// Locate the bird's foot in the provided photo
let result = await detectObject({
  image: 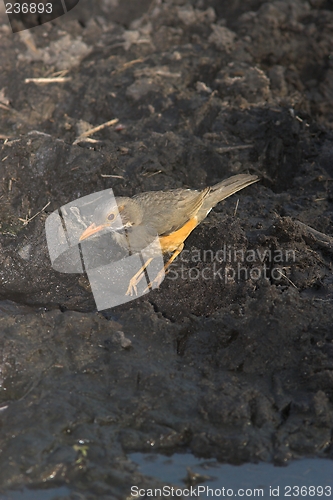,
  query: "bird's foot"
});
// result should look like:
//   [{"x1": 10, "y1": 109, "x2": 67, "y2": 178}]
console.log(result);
[{"x1": 125, "y1": 277, "x2": 139, "y2": 296}]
